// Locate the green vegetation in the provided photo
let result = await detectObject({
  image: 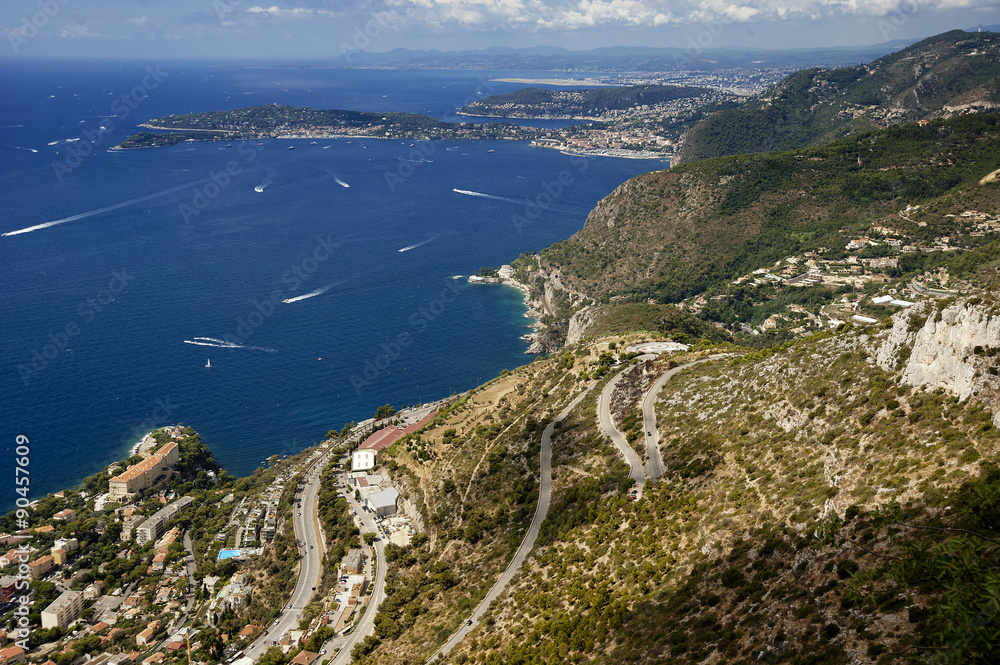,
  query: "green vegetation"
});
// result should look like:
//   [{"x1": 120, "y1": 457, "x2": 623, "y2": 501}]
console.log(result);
[
  {"x1": 461, "y1": 84, "x2": 713, "y2": 117},
  {"x1": 116, "y1": 104, "x2": 542, "y2": 148},
  {"x1": 583, "y1": 302, "x2": 733, "y2": 344},
  {"x1": 518, "y1": 111, "x2": 1000, "y2": 348},
  {"x1": 676, "y1": 30, "x2": 1000, "y2": 163}
]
